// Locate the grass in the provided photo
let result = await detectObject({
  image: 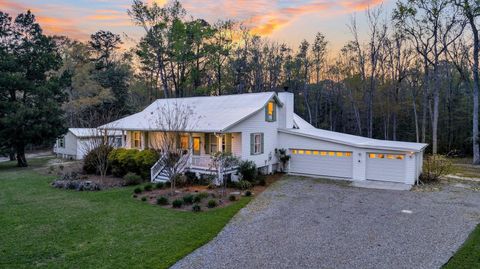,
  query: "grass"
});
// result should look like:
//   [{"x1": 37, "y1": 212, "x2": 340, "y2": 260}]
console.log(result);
[
  {"x1": 449, "y1": 158, "x2": 480, "y2": 178},
  {"x1": 0, "y1": 158, "x2": 251, "y2": 269},
  {"x1": 443, "y1": 225, "x2": 480, "y2": 268}
]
